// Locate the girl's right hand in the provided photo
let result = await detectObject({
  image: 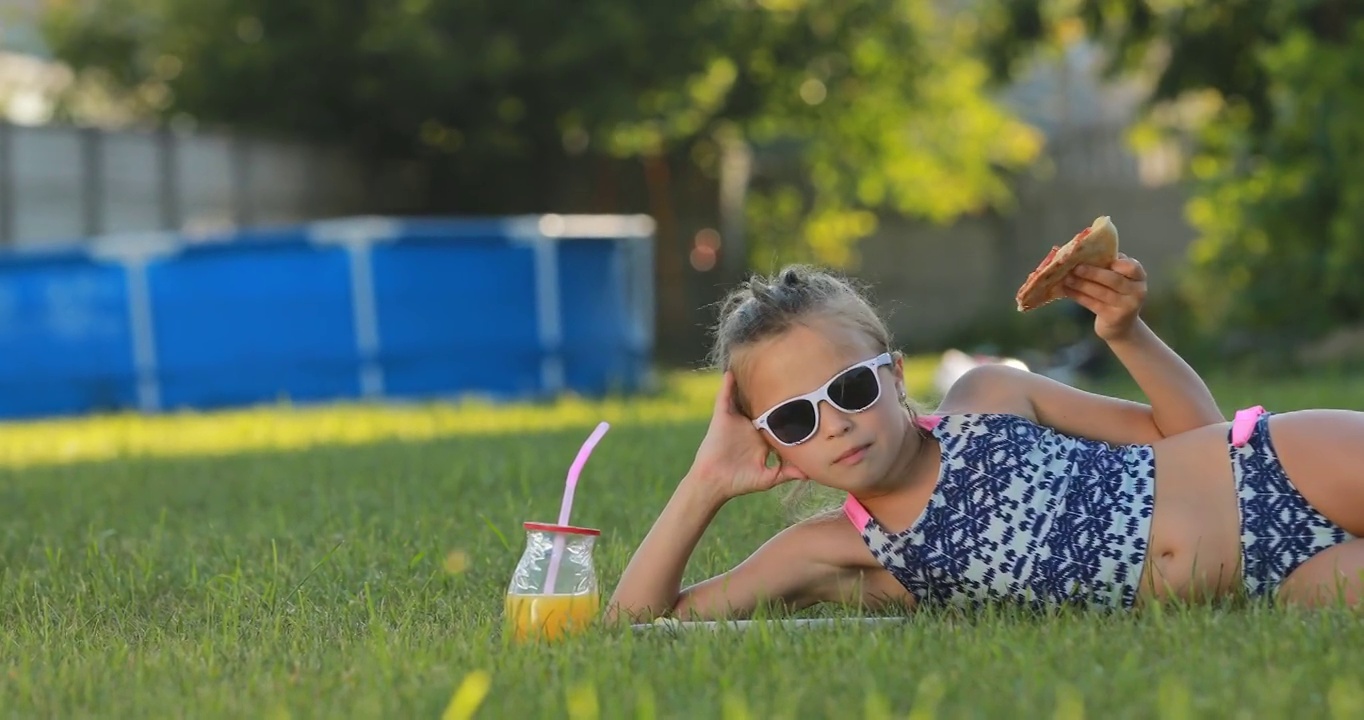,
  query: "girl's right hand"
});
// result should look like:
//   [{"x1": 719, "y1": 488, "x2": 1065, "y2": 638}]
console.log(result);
[{"x1": 686, "y1": 371, "x2": 808, "y2": 503}]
